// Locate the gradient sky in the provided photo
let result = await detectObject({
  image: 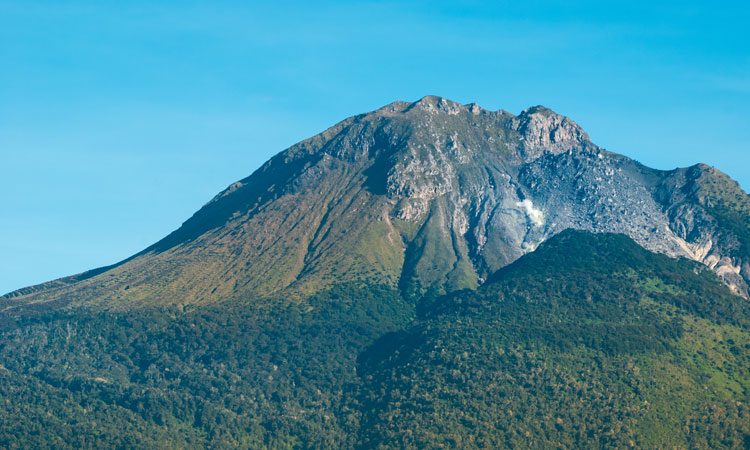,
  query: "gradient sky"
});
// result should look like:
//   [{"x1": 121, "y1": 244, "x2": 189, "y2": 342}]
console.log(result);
[{"x1": 1, "y1": 0, "x2": 749, "y2": 294}]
